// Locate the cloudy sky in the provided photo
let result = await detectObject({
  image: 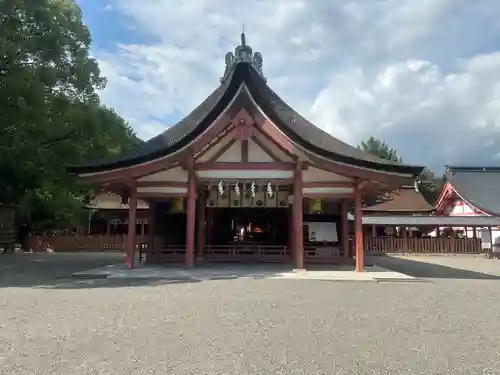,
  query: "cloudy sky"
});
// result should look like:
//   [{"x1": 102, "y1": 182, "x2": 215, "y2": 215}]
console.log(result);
[{"x1": 76, "y1": 0, "x2": 500, "y2": 172}]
